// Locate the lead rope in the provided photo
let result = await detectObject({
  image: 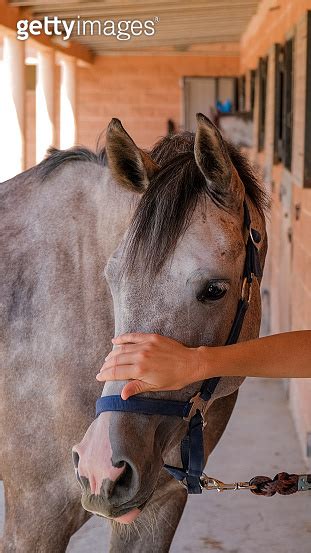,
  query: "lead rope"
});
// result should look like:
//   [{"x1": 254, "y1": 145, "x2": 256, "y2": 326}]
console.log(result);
[{"x1": 200, "y1": 472, "x2": 311, "y2": 496}]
